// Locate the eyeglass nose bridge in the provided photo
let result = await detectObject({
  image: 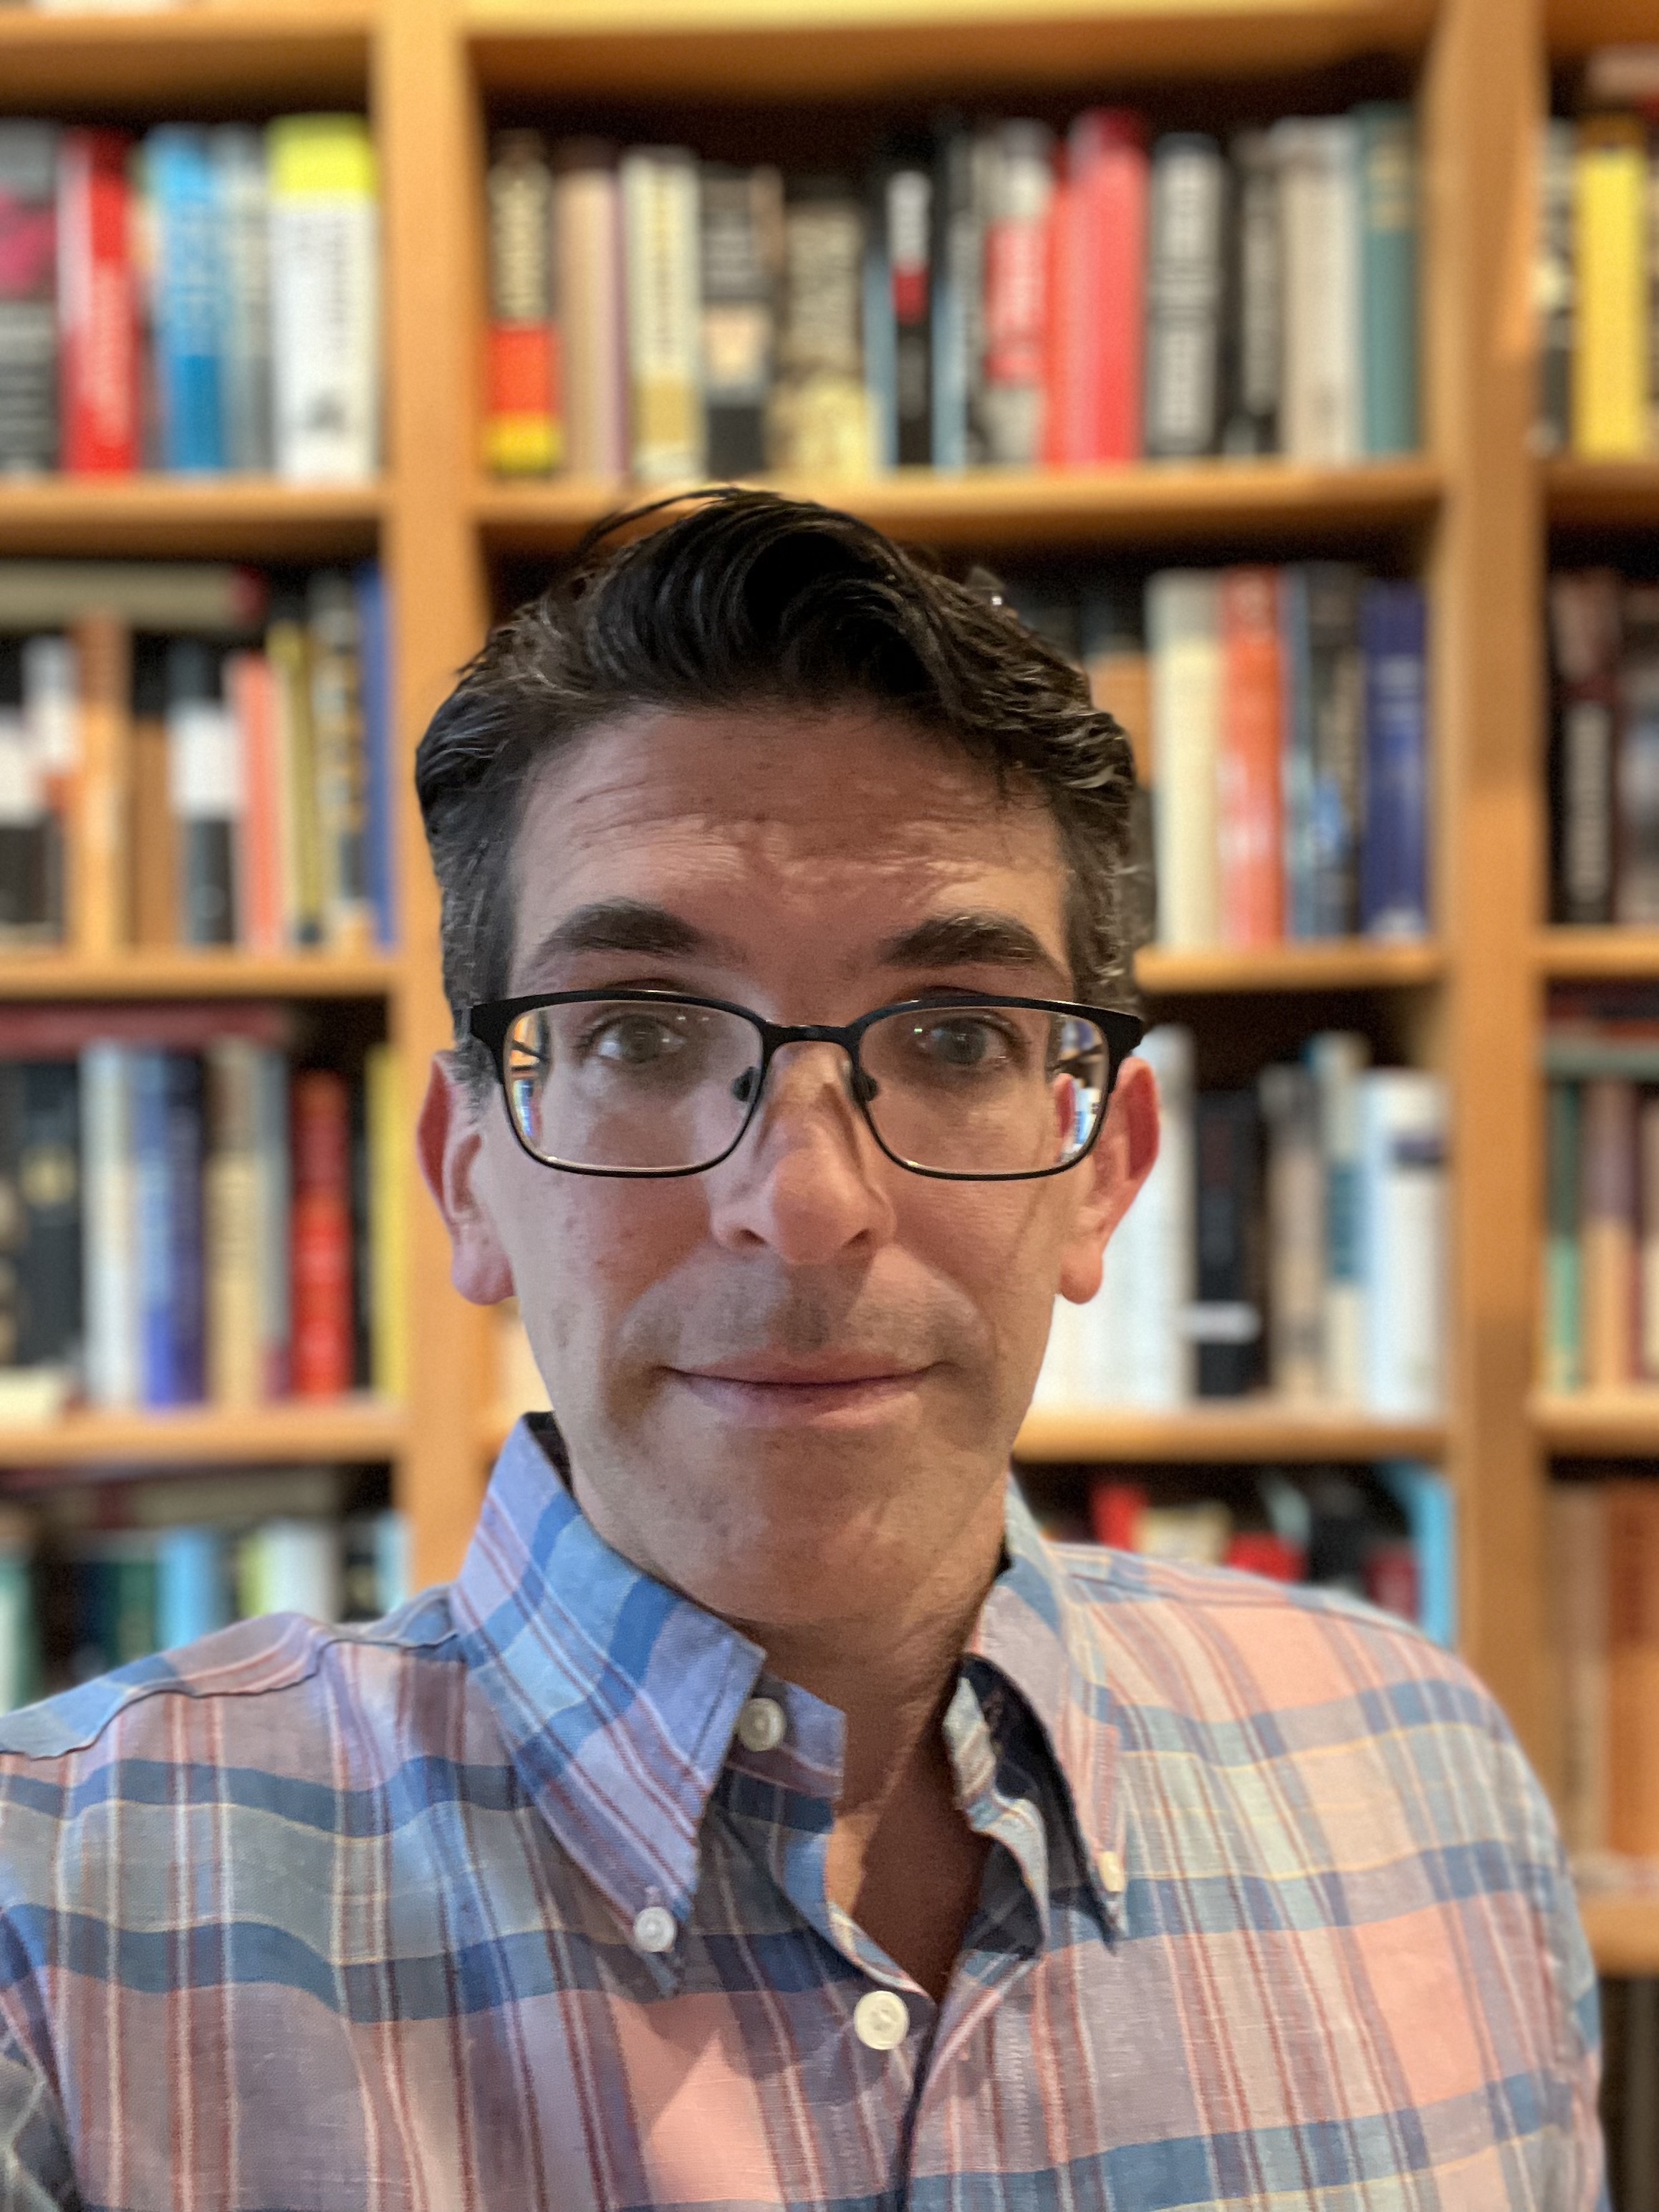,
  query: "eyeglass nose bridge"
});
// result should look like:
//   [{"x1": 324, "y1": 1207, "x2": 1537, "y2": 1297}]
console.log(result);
[{"x1": 734, "y1": 1024, "x2": 882, "y2": 1125}]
